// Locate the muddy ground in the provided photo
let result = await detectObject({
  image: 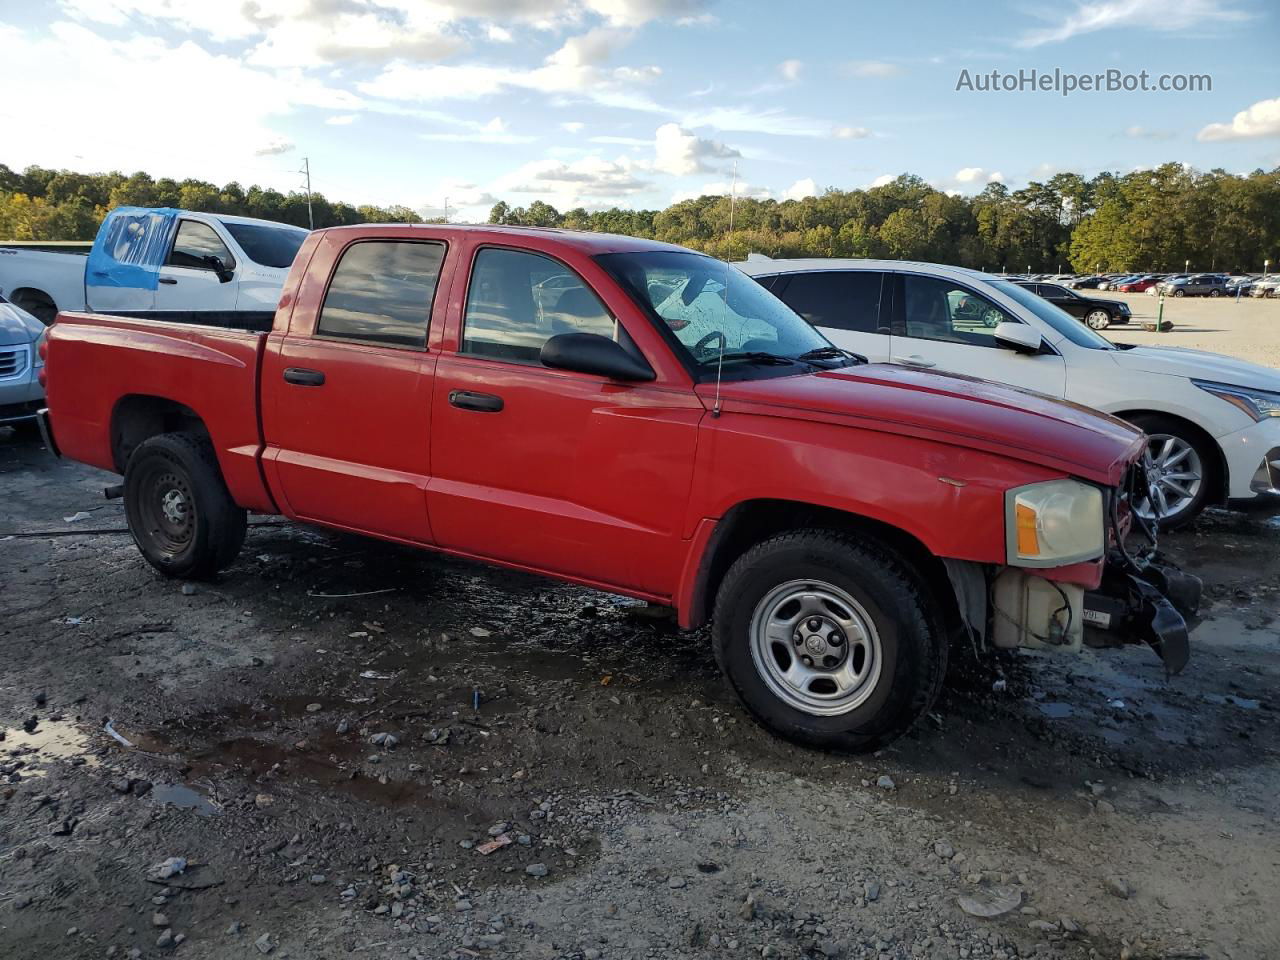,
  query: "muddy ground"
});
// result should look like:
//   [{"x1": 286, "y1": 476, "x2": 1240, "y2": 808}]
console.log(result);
[{"x1": 1, "y1": 429, "x2": 1278, "y2": 960}]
